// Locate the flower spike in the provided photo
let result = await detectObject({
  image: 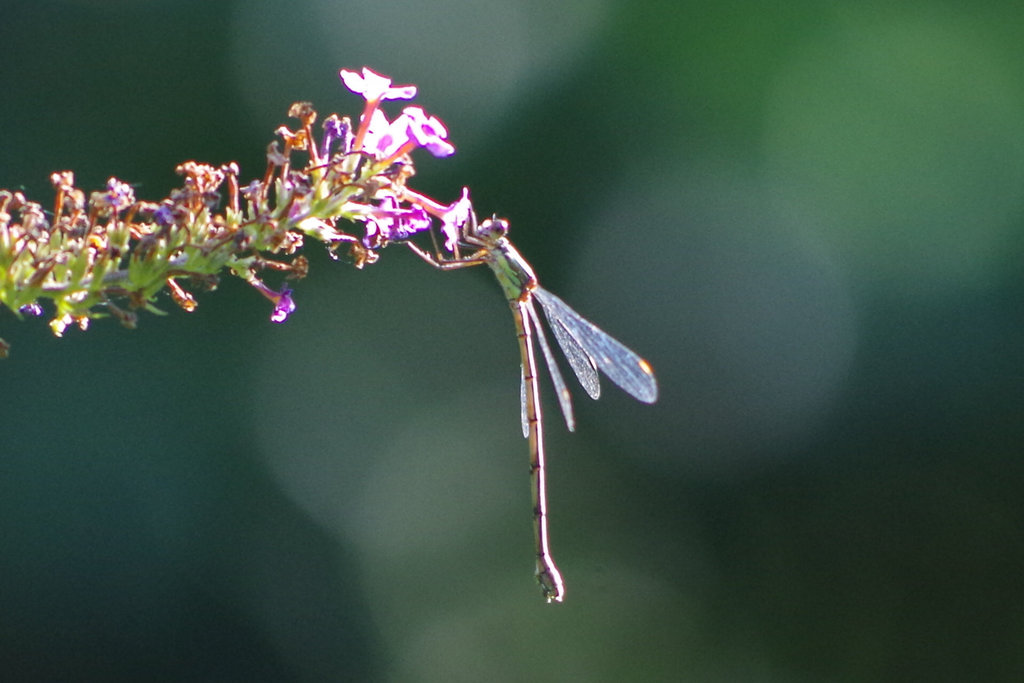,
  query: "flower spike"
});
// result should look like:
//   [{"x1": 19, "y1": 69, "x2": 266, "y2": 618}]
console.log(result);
[{"x1": 0, "y1": 68, "x2": 477, "y2": 355}]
